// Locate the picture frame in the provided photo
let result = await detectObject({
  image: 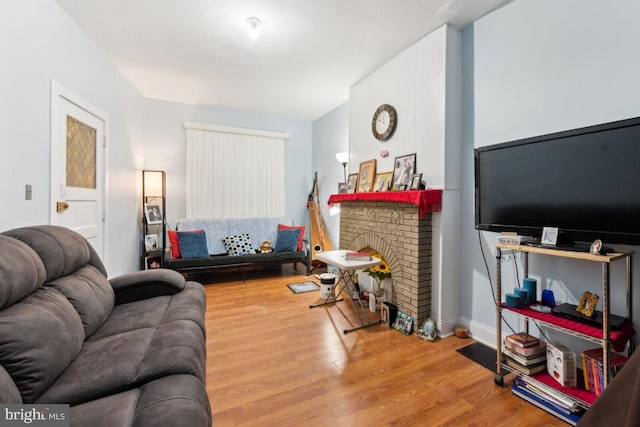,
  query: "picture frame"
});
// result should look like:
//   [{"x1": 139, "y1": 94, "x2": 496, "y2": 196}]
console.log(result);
[
  {"x1": 373, "y1": 171, "x2": 393, "y2": 192},
  {"x1": 380, "y1": 303, "x2": 390, "y2": 326},
  {"x1": 391, "y1": 153, "x2": 416, "y2": 190},
  {"x1": 337, "y1": 182, "x2": 348, "y2": 194},
  {"x1": 541, "y1": 226, "x2": 559, "y2": 245},
  {"x1": 346, "y1": 173, "x2": 358, "y2": 194},
  {"x1": 144, "y1": 234, "x2": 159, "y2": 251},
  {"x1": 391, "y1": 310, "x2": 414, "y2": 335},
  {"x1": 145, "y1": 256, "x2": 162, "y2": 270},
  {"x1": 357, "y1": 159, "x2": 377, "y2": 193},
  {"x1": 144, "y1": 203, "x2": 163, "y2": 224},
  {"x1": 409, "y1": 173, "x2": 423, "y2": 190},
  {"x1": 417, "y1": 317, "x2": 437, "y2": 341},
  {"x1": 576, "y1": 291, "x2": 599, "y2": 318}
]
